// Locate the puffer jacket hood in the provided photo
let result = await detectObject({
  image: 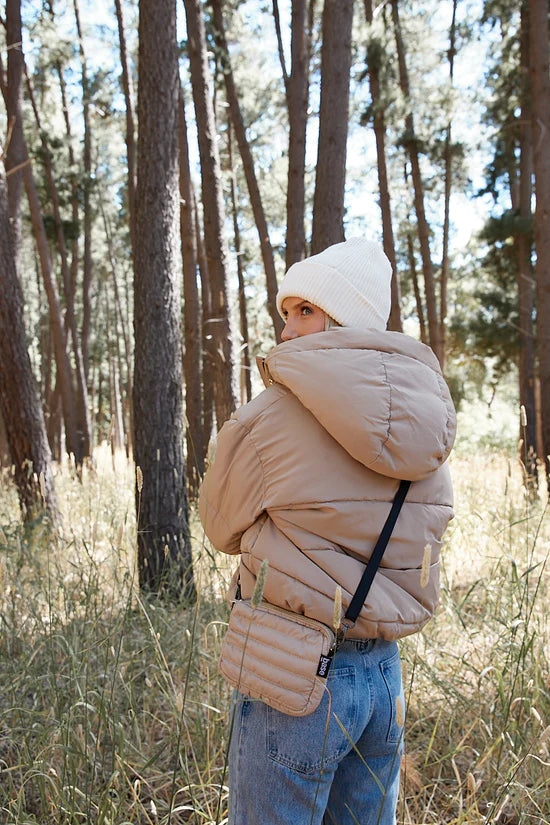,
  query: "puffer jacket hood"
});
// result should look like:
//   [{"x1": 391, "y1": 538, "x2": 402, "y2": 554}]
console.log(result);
[
  {"x1": 200, "y1": 327, "x2": 456, "y2": 641},
  {"x1": 258, "y1": 328, "x2": 456, "y2": 481}
]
